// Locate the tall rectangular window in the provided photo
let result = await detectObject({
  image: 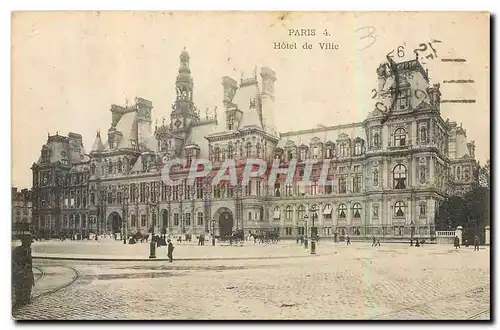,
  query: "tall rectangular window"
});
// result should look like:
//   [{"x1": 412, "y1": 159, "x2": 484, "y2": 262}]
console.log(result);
[
  {"x1": 339, "y1": 178, "x2": 347, "y2": 194},
  {"x1": 196, "y1": 179, "x2": 203, "y2": 199},
  {"x1": 353, "y1": 175, "x2": 362, "y2": 193},
  {"x1": 197, "y1": 212, "x2": 204, "y2": 226}
]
